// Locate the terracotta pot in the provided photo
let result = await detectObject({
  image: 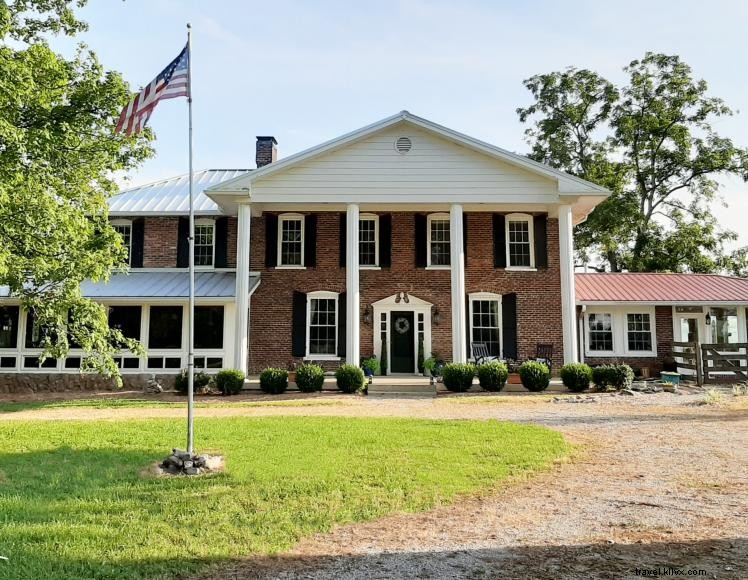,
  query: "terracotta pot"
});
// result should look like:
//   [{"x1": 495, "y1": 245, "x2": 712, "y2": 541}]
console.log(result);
[
  {"x1": 288, "y1": 371, "x2": 296, "y2": 384},
  {"x1": 507, "y1": 373, "x2": 522, "y2": 385}
]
